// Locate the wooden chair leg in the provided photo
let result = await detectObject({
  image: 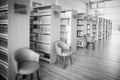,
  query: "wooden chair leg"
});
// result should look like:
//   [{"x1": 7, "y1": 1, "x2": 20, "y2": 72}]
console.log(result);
[
  {"x1": 23, "y1": 75, "x2": 27, "y2": 79},
  {"x1": 55, "y1": 55, "x2": 58, "y2": 64},
  {"x1": 30, "y1": 74, "x2": 33, "y2": 80},
  {"x1": 92, "y1": 43, "x2": 95, "y2": 49},
  {"x1": 62, "y1": 56, "x2": 64, "y2": 62},
  {"x1": 64, "y1": 56, "x2": 66, "y2": 68},
  {"x1": 37, "y1": 71, "x2": 40, "y2": 80},
  {"x1": 15, "y1": 74, "x2": 18, "y2": 80},
  {"x1": 70, "y1": 55, "x2": 72, "y2": 65}
]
